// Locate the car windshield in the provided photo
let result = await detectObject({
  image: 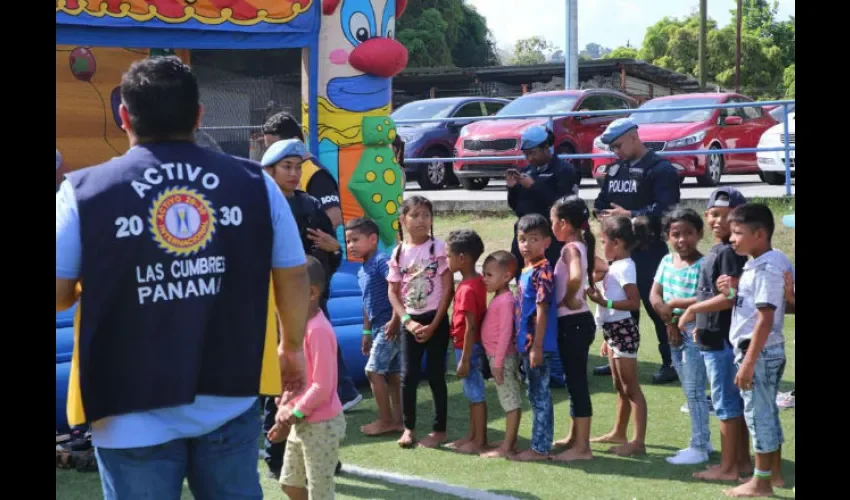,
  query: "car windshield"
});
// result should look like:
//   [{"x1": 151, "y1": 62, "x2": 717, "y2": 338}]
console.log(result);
[
  {"x1": 497, "y1": 95, "x2": 578, "y2": 117},
  {"x1": 770, "y1": 104, "x2": 795, "y2": 121},
  {"x1": 392, "y1": 101, "x2": 457, "y2": 121},
  {"x1": 631, "y1": 97, "x2": 720, "y2": 124}
]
